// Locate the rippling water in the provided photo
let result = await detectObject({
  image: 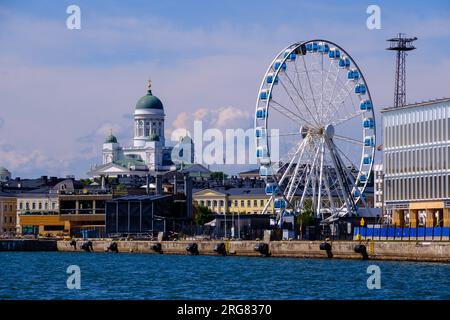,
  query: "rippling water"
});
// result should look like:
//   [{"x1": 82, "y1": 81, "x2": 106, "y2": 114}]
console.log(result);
[{"x1": 0, "y1": 252, "x2": 449, "y2": 300}]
